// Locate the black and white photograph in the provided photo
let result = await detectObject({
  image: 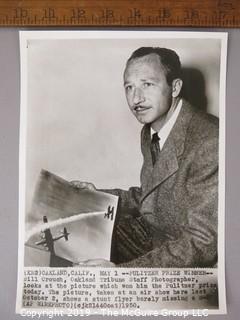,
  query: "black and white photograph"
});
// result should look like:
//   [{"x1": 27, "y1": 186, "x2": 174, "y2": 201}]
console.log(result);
[{"x1": 17, "y1": 31, "x2": 227, "y2": 315}]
